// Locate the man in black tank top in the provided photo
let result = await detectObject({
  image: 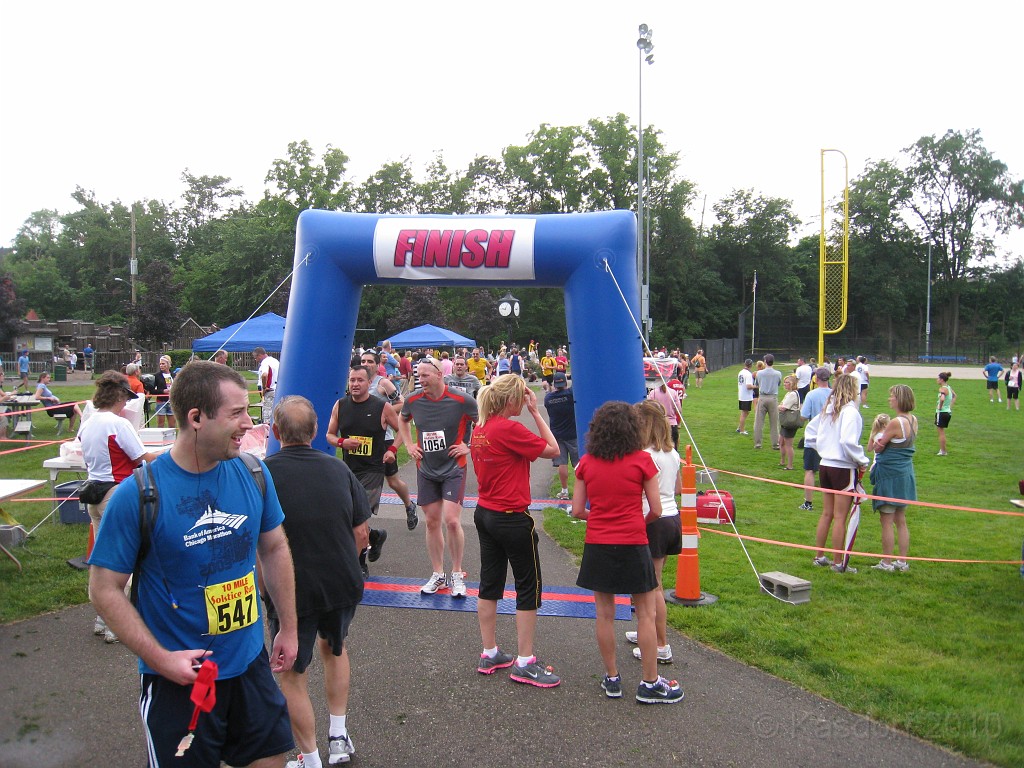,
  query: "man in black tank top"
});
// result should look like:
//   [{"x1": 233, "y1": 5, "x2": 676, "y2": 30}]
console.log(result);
[{"x1": 328, "y1": 365, "x2": 405, "y2": 577}]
